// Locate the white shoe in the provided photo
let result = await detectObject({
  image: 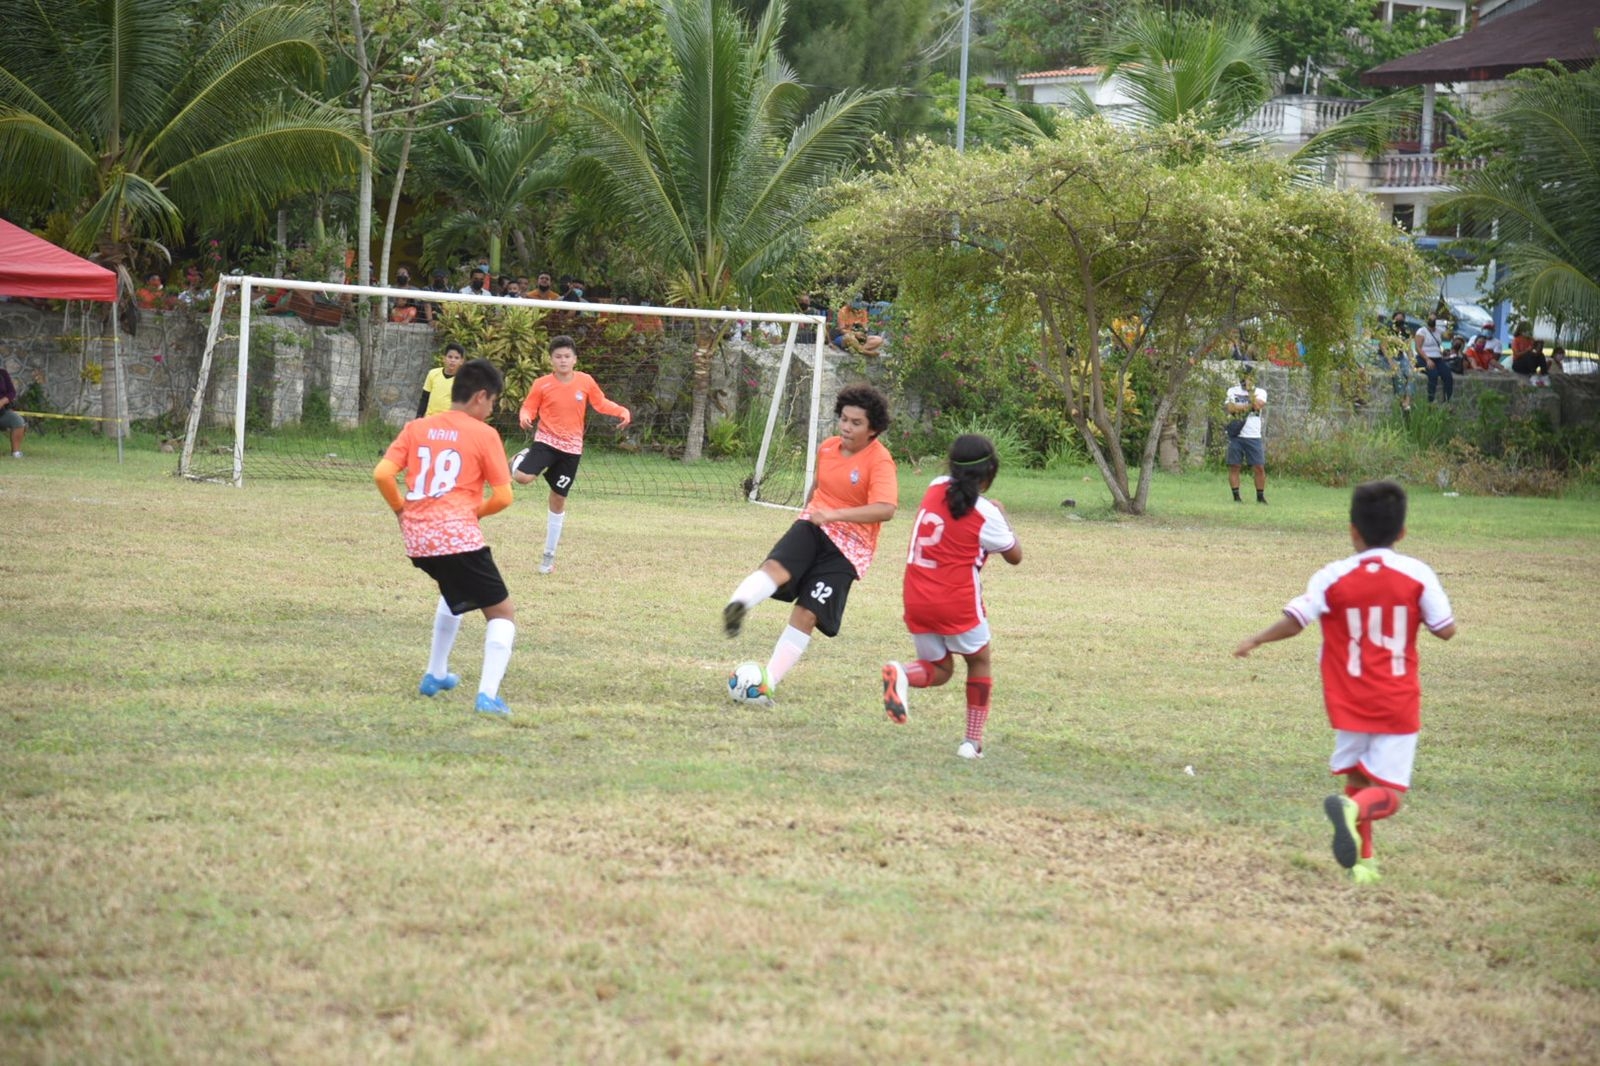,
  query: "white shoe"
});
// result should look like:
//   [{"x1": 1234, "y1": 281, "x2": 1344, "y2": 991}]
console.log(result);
[
  {"x1": 882, "y1": 662, "x2": 908, "y2": 724},
  {"x1": 957, "y1": 741, "x2": 983, "y2": 760},
  {"x1": 538, "y1": 551, "x2": 555, "y2": 574},
  {"x1": 9, "y1": 451, "x2": 20, "y2": 459}
]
